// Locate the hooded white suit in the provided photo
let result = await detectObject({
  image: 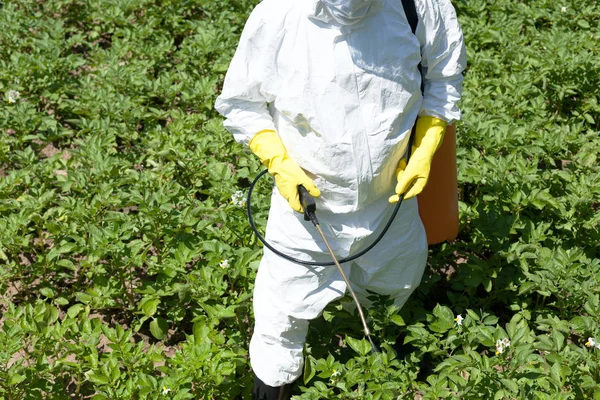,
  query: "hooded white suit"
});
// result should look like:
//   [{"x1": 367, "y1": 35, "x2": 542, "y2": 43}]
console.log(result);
[{"x1": 215, "y1": 0, "x2": 466, "y2": 386}]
